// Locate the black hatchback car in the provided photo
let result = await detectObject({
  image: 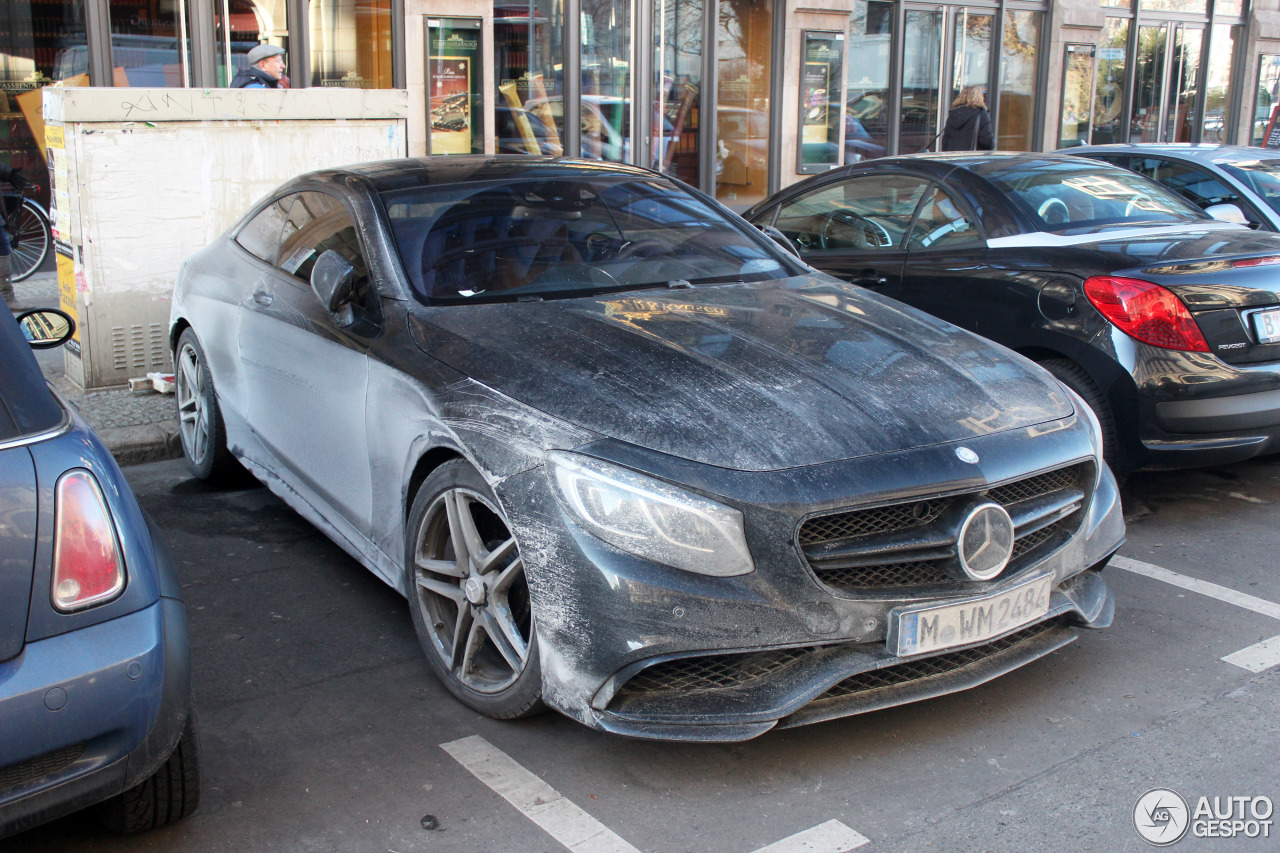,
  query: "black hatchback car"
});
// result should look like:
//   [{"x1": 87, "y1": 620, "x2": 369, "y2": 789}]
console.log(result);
[{"x1": 747, "y1": 152, "x2": 1280, "y2": 474}]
